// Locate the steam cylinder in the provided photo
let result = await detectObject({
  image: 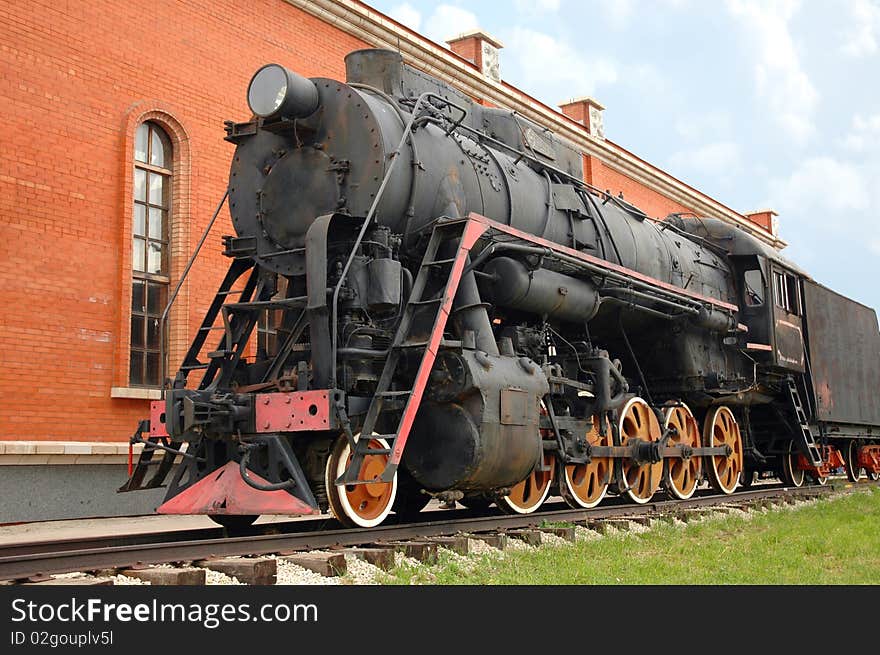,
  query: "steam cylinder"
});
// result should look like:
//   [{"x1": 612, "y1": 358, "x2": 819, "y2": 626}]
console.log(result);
[
  {"x1": 404, "y1": 350, "x2": 548, "y2": 491},
  {"x1": 479, "y1": 257, "x2": 600, "y2": 323}
]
